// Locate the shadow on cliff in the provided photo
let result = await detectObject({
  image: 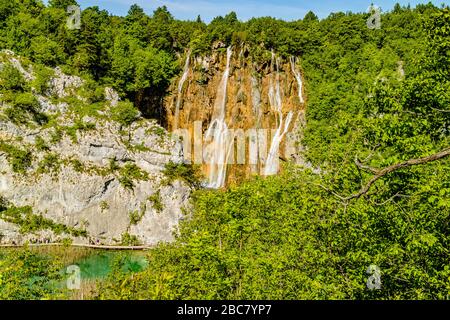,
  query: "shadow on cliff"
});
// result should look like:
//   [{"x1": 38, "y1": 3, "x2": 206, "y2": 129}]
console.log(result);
[{"x1": 132, "y1": 85, "x2": 168, "y2": 128}]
